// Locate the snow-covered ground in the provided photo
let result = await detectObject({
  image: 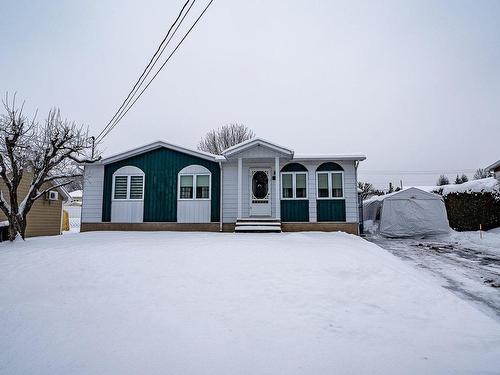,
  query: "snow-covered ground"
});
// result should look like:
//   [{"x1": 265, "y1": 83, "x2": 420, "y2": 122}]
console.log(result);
[
  {"x1": 1, "y1": 232, "x2": 500, "y2": 374},
  {"x1": 368, "y1": 228, "x2": 500, "y2": 322}
]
